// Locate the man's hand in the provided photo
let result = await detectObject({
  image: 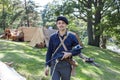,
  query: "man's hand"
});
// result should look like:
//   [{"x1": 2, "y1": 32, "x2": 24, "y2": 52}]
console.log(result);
[
  {"x1": 44, "y1": 66, "x2": 49, "y2": 76},
  {"x1": 61, "y1": 52, "x2": 72, "y2": 60}
]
